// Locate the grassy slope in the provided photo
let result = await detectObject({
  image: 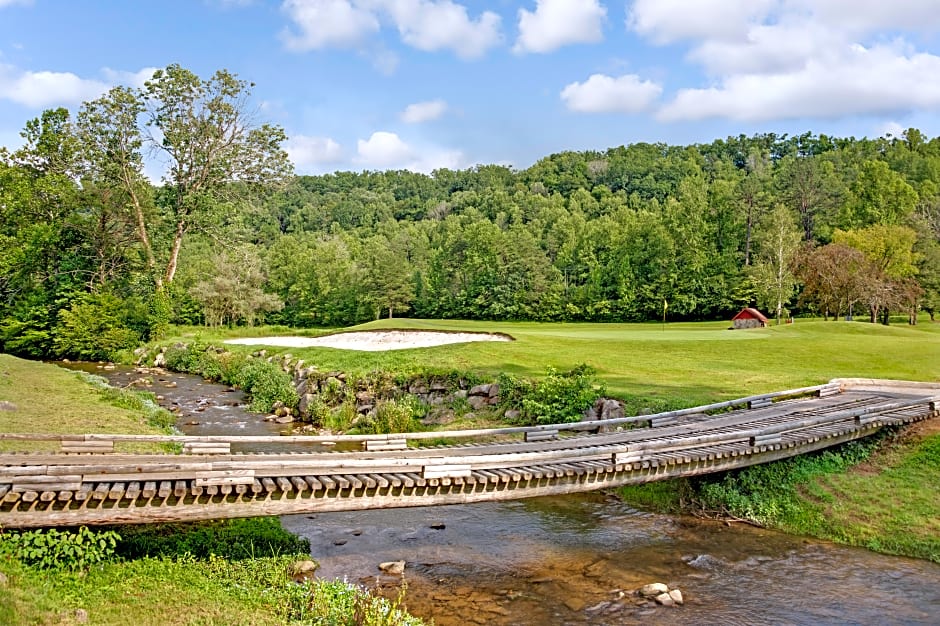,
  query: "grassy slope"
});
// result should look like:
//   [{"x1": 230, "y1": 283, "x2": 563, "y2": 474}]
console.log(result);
[
  {"x1": 0, "y1": 355, "x2": 308, "y2": 625},
  {"x1": 174, "y1": 317, "x2": 940, "y2": 406},
  {"x1": 0, "y1": 355, "x2": 164, "y2": 452}
]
